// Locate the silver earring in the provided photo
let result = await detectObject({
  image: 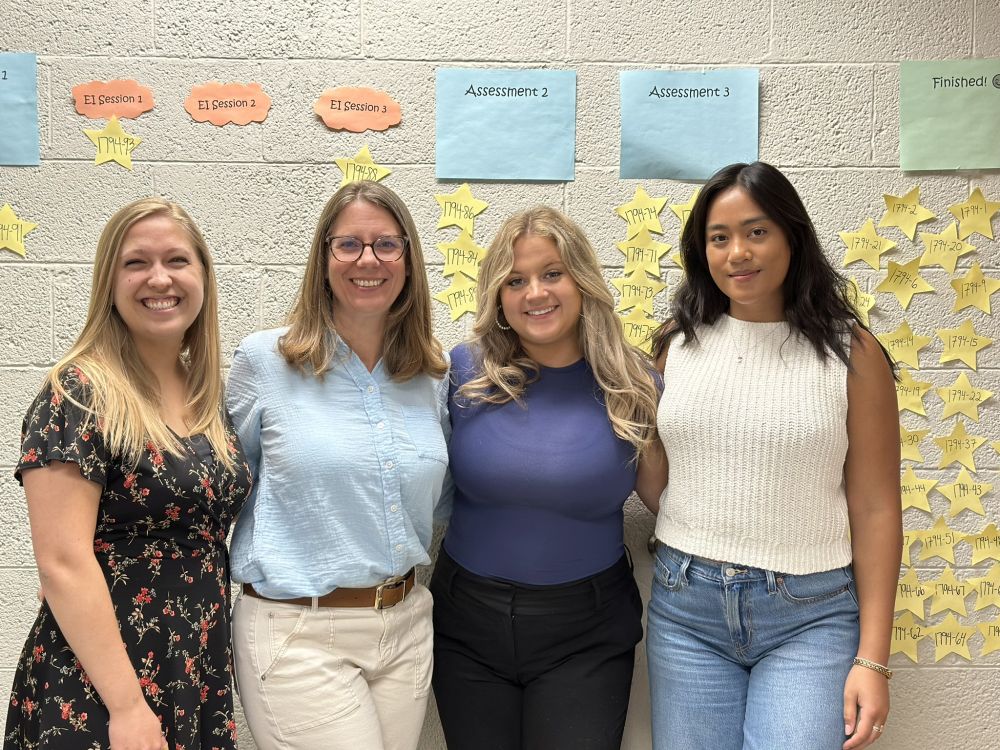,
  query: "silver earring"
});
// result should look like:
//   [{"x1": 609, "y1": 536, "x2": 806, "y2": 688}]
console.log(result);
[{"x1": 496, "y1": 317, "x2": 511, "y2": 331}]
